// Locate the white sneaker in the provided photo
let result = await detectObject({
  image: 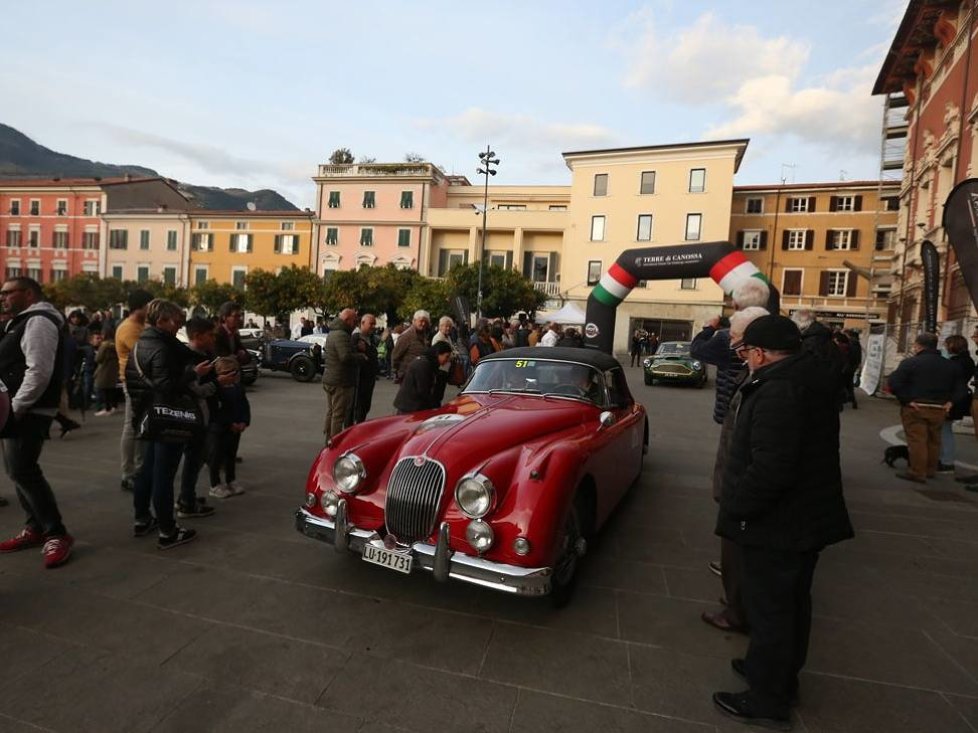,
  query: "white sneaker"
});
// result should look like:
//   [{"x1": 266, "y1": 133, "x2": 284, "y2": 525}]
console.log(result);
[
  {"x1": 94, "y1": 409, "x2": 110, "y2": 417},
  {"x1": 209, "y1": 484, "x2": 233, "y2": 499},
  {"x1": 227, "y1": 481, "x2": 246, "y2": 496}
]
